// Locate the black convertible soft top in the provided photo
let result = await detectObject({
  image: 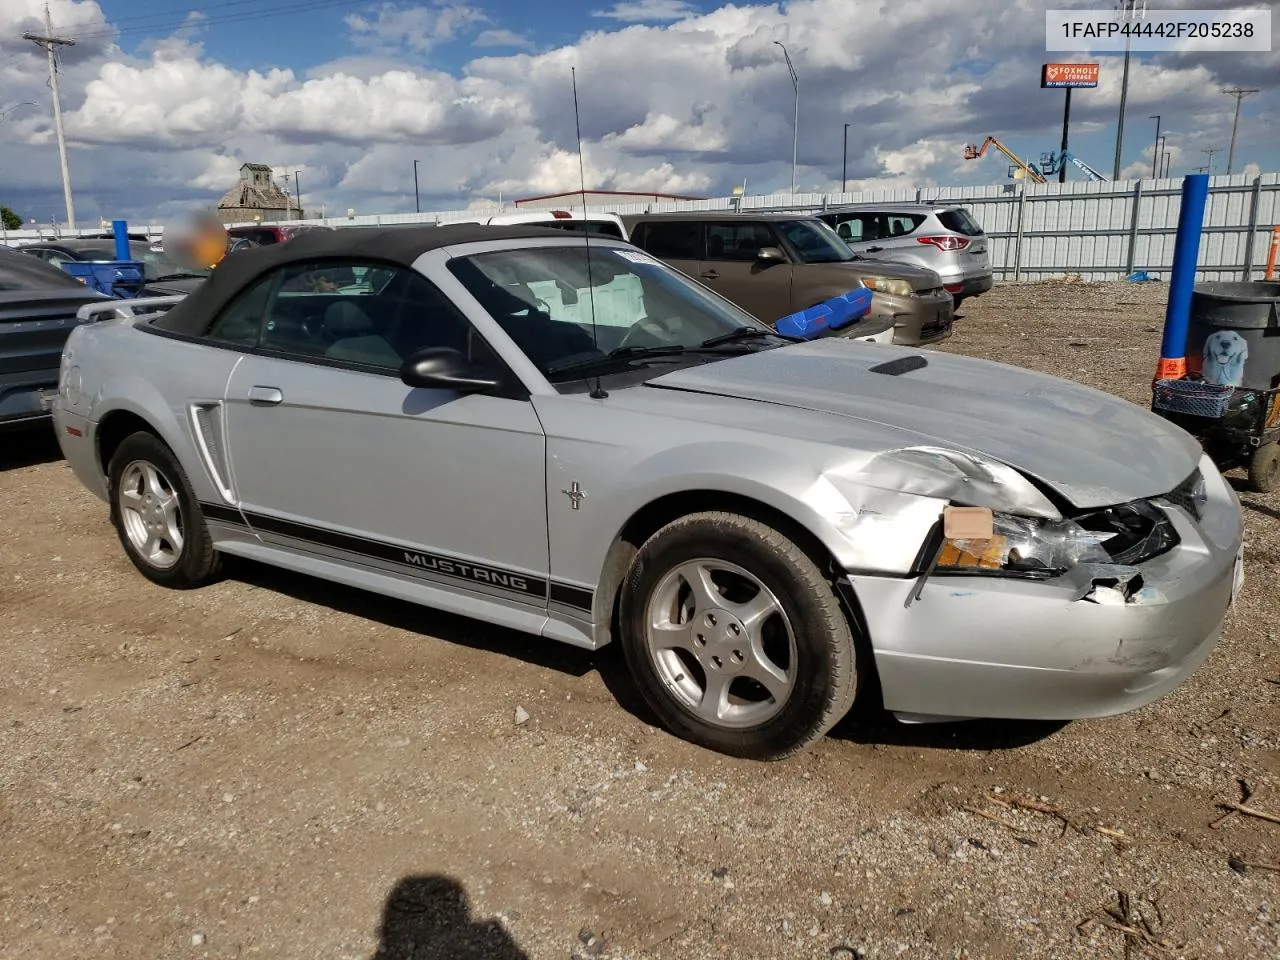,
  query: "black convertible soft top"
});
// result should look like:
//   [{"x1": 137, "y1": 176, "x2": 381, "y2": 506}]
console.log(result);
[{"x1": 149, "y1": 222, "x2": 590, "y2": 337}]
